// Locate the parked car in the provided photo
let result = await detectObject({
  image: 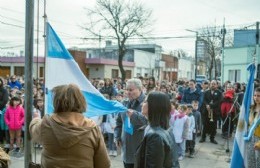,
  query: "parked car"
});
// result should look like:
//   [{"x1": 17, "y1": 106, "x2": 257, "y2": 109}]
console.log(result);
[{"x1": 195, "y1": 75, "x2": 207, "y2": 84}]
